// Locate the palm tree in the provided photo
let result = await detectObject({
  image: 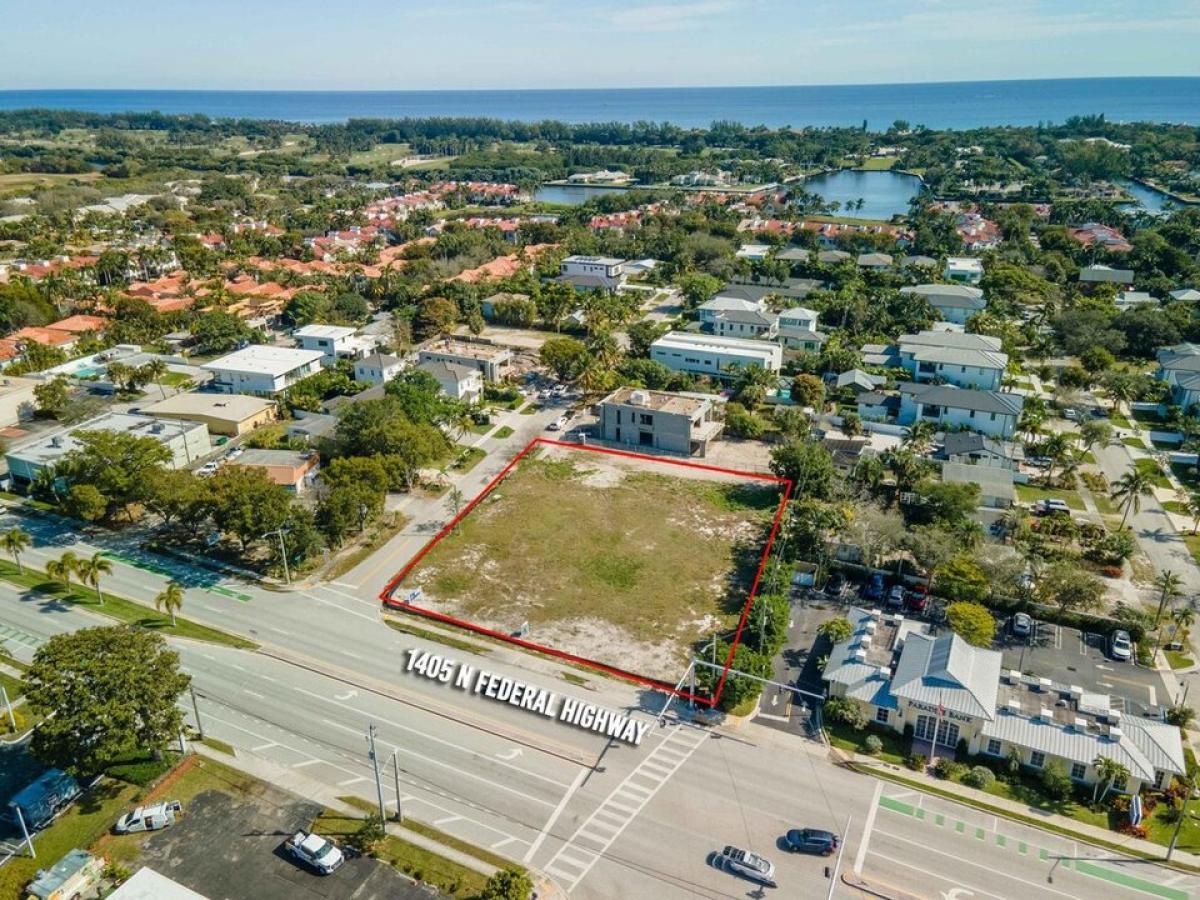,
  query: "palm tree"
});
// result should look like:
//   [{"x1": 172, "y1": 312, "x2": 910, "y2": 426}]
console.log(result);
[
  {"x1": 903, "y1": 419, "x2": 936, "y2": 455},
  {"x1": 1186, "y1": 491, "x2": 1200, "y2": 535},
  {"x1": 1, "y1": 527, "x2": 31, "y2": 574},
  {"x1": 76, "y1": 551, "x2": 113, "y2": 606},
  {"x1": 1111, "y1": 468, "x2": 1154, "y2": 529},
  {"x1": 141, "y1": 358, "x2": 169, "y2": 399},
  {"x1": 1171, "y1": 605, "x2": 1195, "y2": 647},
  {"x1": 1093, "y1": 757, "x2": 1130, "y2": 804},
  {"x1": 995, "y1": 508, "x2": 1024, "y2": 544},
  {"x1": 1039, "y1": 432, "x2": 1072, "y2": 486},
  {"x1": 154, "y1": 581, "x2": 185, "y2": 627},
  {"x1": 45, "y1": 550, "x2": 80, "y2": 590}
]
